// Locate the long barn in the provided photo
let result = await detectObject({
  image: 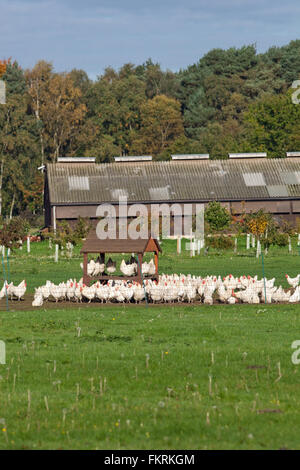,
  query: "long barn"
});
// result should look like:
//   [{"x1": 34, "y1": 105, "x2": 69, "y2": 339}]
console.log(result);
[{"x1": 44, "y1": 154, "x2": 300, "y2": 229}]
